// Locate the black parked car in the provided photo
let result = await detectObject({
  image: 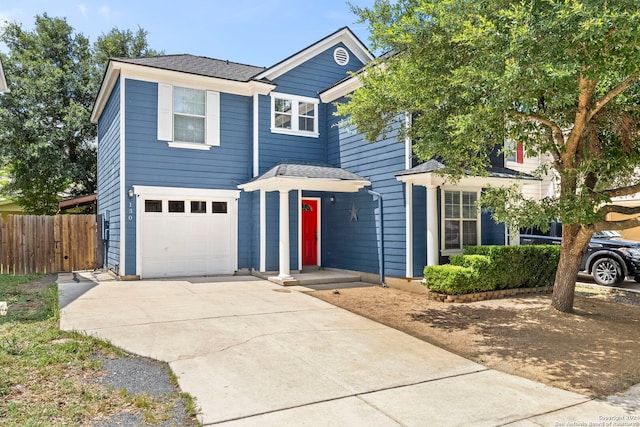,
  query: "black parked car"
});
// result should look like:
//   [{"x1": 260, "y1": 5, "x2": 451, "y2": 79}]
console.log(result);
[{"x1": 520, "y1": 227, "x2": 640, "y2": 286}]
